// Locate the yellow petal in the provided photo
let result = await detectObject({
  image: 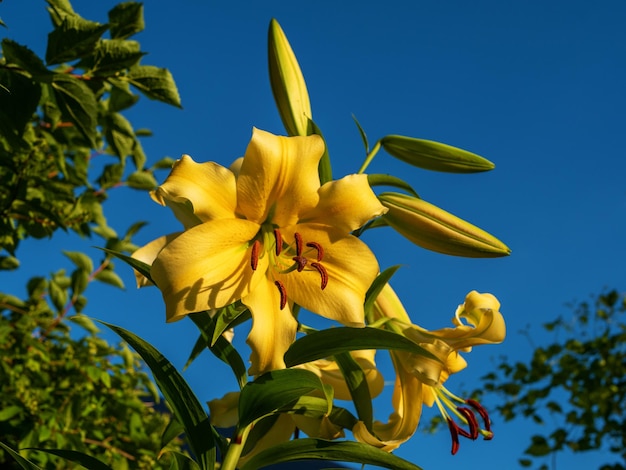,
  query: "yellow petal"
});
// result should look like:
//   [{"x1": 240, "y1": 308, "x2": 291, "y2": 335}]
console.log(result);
[
  {"x1": 292, "y1": 414, "x2": 344, "y2": 440},
  {"x1": 237, "y1": 128, "x2": 323, "y2": 226},
  {"x1": 153, "y1": 155, "x2": 237, "y2": 225},
  {"x1": 208, "y1": 391, "x2": 240, "y2": 428},
  {"x1": 279, "y1": 224, "x2": 379, "y2": 327},
  {"x1": 373, "y1": 283, "x2": 412, "y2": 324},
  {"x1": 243, "y1": 277, "x2": 298, "y2": 376},
  {"x1": 131, "y1": 232, "x2": 181, "y2": 287},
  {"x1": 353, "y1": 352, "x2": 423, "y2": 451},
  {"x1": 300, "y1": 174, "x2": 388, "y2": 233},
  {"x1": 238, "y1": 414, "x2": 295, "y2": 467},
  {"x1": 150, "y1": 219, "x2": 261, "y2": 322}
]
